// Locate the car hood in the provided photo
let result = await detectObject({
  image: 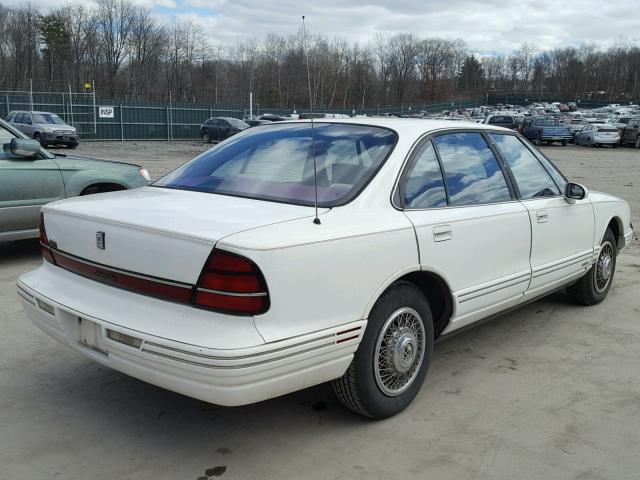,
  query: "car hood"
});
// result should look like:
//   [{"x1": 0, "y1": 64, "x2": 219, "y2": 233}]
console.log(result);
[{"x1": 51, "y1": 154, "x2": 142, "y2": 170}]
